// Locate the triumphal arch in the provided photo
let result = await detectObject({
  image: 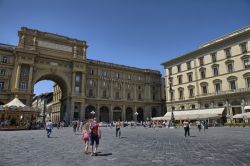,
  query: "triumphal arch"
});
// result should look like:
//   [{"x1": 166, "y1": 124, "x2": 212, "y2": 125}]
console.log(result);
[{"x1": 0, "y1": 27, "x2": 164, "y2": 123}]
